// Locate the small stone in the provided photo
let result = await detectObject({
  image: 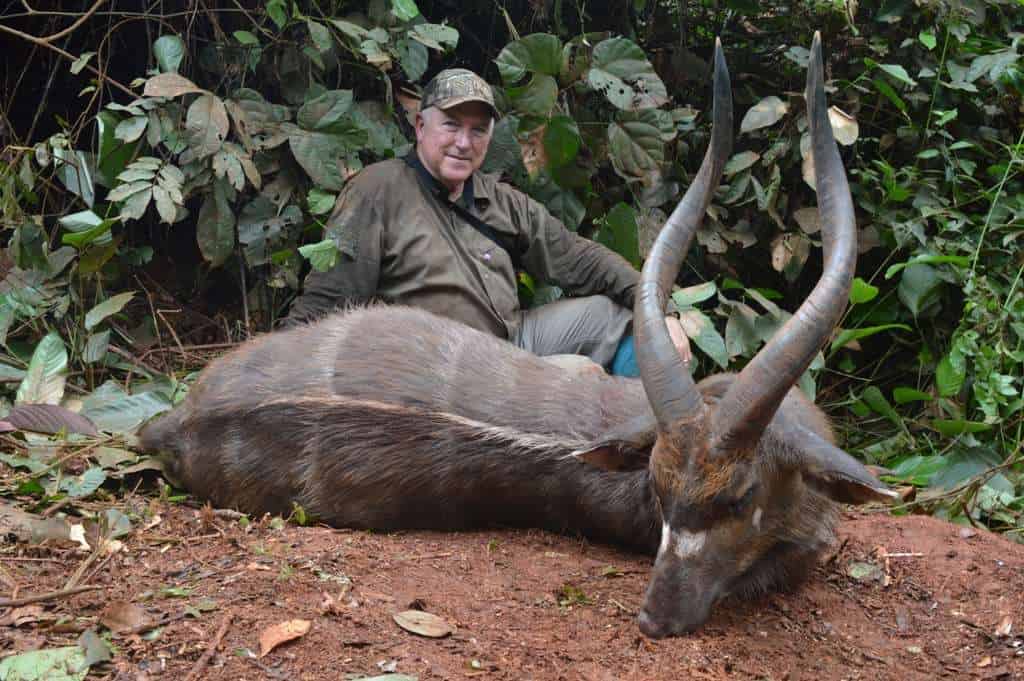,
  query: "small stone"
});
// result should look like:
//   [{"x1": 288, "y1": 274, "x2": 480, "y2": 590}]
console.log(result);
[{"x1": 907, "y1": 646, "x2": 923, "y2": 655}]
